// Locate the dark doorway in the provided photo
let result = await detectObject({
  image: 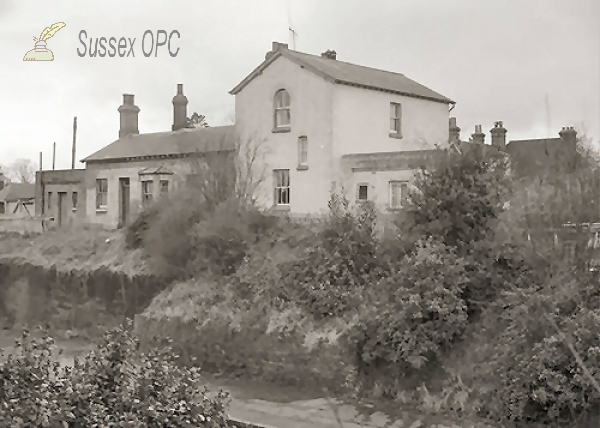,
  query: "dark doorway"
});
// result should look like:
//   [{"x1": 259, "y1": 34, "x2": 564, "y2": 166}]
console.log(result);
[
  {"x1": 119, "y1": 178, "x2": 130, "y2": 227},
  {"x1": 58, "y1": 192, "x2": 68, "y2": 227}
]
